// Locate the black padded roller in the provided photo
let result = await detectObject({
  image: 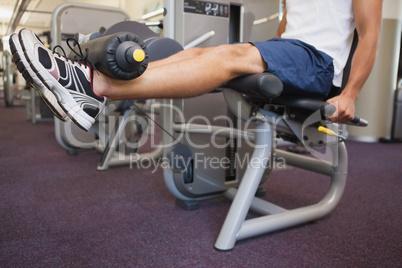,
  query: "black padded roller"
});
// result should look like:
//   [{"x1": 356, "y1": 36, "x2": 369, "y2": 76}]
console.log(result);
[
  {"x1": 225, "y1": 73, "x2": 283, "y2": 99},
  {"x1": 103, "y1": 21, "x2": 183, "y2": 62},
  {"x1": 69, "y1": 32, "x2": 148, "y2": 80}
]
